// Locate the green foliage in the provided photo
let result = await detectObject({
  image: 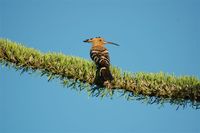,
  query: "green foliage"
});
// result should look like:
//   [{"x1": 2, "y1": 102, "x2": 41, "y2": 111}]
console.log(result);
[{"x1": 0, "y1": 38, "x2": 200, "y2": 109}]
